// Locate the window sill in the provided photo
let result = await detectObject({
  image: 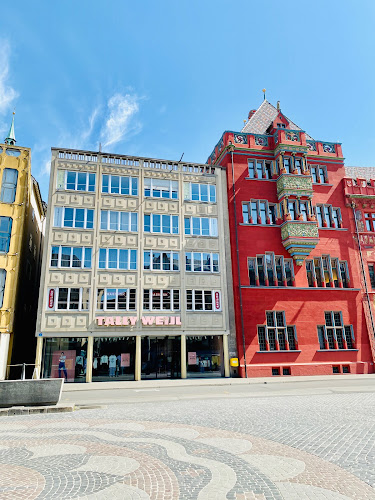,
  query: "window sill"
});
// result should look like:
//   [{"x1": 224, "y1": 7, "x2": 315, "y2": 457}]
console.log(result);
[
  {"x1": 53, "y1": 227, "x2": 94, "y2": 231},
  {"x1": 256, "y1": 350, "x2": 301, "y2": 353},
  {"x1": 317, "y1": 349, "x2": 358, "y2": 352},
  {"x1": 144, "y1": 270, "x2": 181, "y2": 273},
  {"x1": 239, "y1": 223, "x2": 278, "y2": 227},
  {"x1": 145, "y1": 196, "x2": 179, "y2": 201},
  {"x1": 184, "y1": 200, "x2": 217, "y2": 204},
  {"x1": 241, "y1": 286, "x2": 360, "y2": 291},
  {"x1": 185, "y1": 235, "x2": 218, "y2": 238},
  {"x1": 245, "y1": 177, "x2": 276, "y2": 182},
  {"x1": 318, "y1": 227, "x2": 348, "y2": 231},
  {"x1": 58, "y1": 189, "x2": 95, "y2": 194},
  {"x1": 312, "y1": 183, "x2": 333, "y2": 187}
]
